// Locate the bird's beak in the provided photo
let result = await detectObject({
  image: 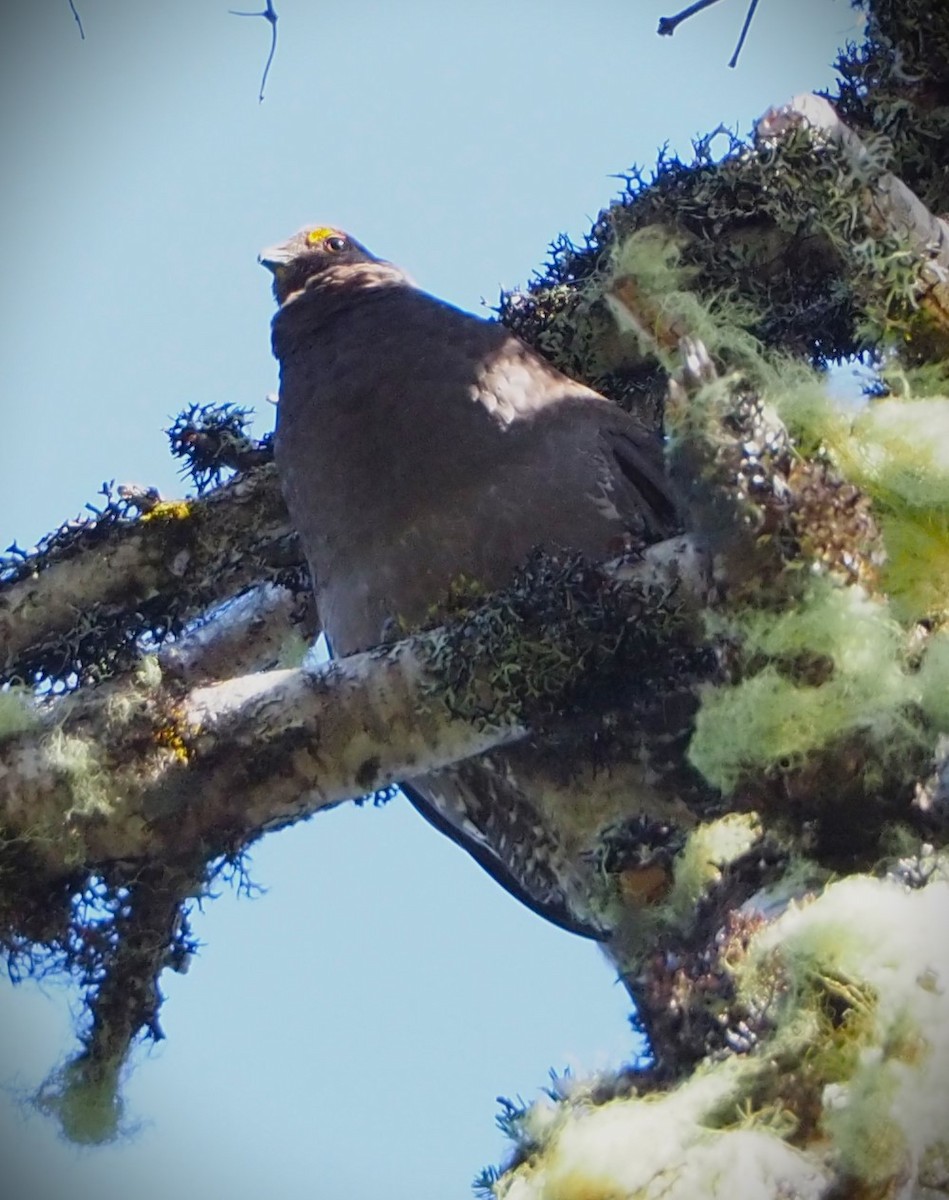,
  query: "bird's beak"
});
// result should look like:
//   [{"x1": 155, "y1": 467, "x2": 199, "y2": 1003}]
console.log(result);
[{"x1": 258, "y1": 242, "x2": 294, "y2": 273}]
